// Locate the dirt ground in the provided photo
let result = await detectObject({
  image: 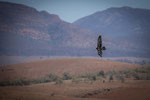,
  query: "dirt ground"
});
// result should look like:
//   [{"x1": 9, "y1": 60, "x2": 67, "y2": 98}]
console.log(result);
[
  {"x1": 88, "y1": 80, "x2": 150, "y2": 100},
  {"x1": 0, "y1": 80, "x2": 150, "y2": 100},
  {"x1": 0, "y1": 58, "x2": 149, "y2": 100}
]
